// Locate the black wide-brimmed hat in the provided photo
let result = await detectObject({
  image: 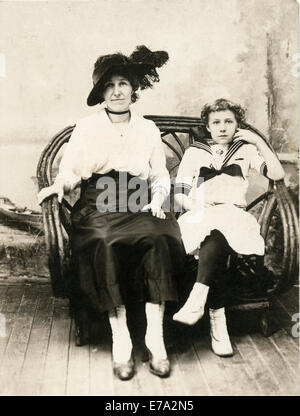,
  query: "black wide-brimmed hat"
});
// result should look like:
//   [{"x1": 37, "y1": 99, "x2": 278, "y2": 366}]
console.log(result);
[{"x1": 87, "y1": 45, "x2": 169, "y2": 106}]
